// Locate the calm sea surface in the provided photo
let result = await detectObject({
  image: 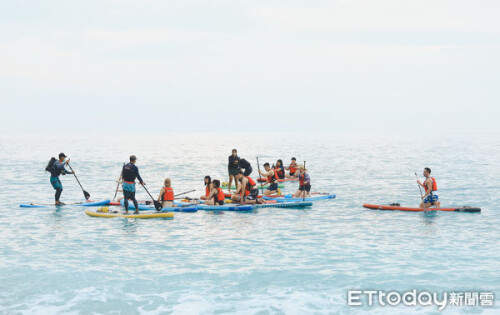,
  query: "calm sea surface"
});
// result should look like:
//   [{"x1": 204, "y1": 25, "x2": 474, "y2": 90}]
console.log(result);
[{"x1": 0, "y1": 133, "x2": 498, "y2": 314}]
